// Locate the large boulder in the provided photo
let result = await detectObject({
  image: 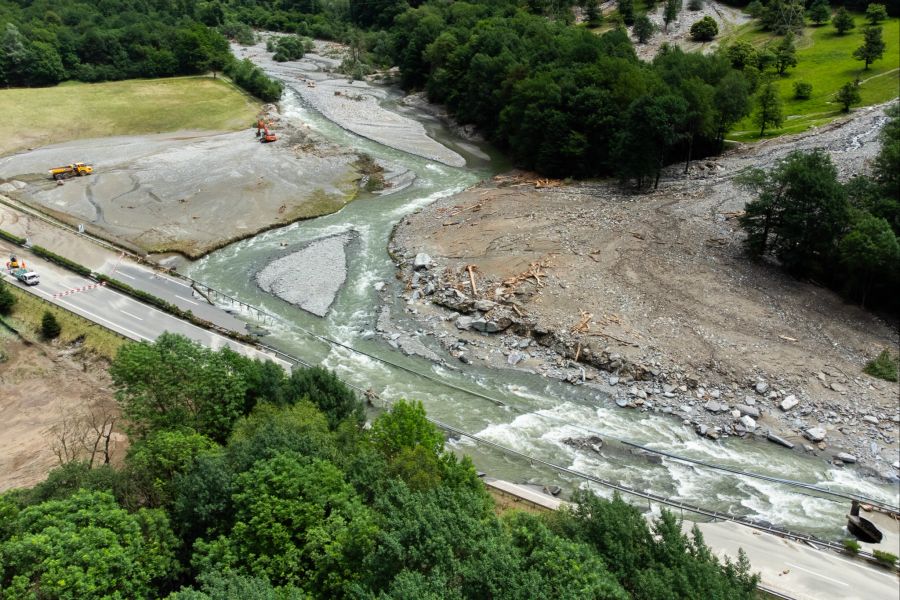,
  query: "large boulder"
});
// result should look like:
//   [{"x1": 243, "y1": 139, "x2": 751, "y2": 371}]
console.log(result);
[
  {"x1": 413, "y1": 253, "x2": 432, "y2": 270},
  {"x1": 804, "y1": 427, "x2": 827, "y2": 443},
  {"x1": 779, "y1": 395, "x2": 799, "y2": 411}
]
